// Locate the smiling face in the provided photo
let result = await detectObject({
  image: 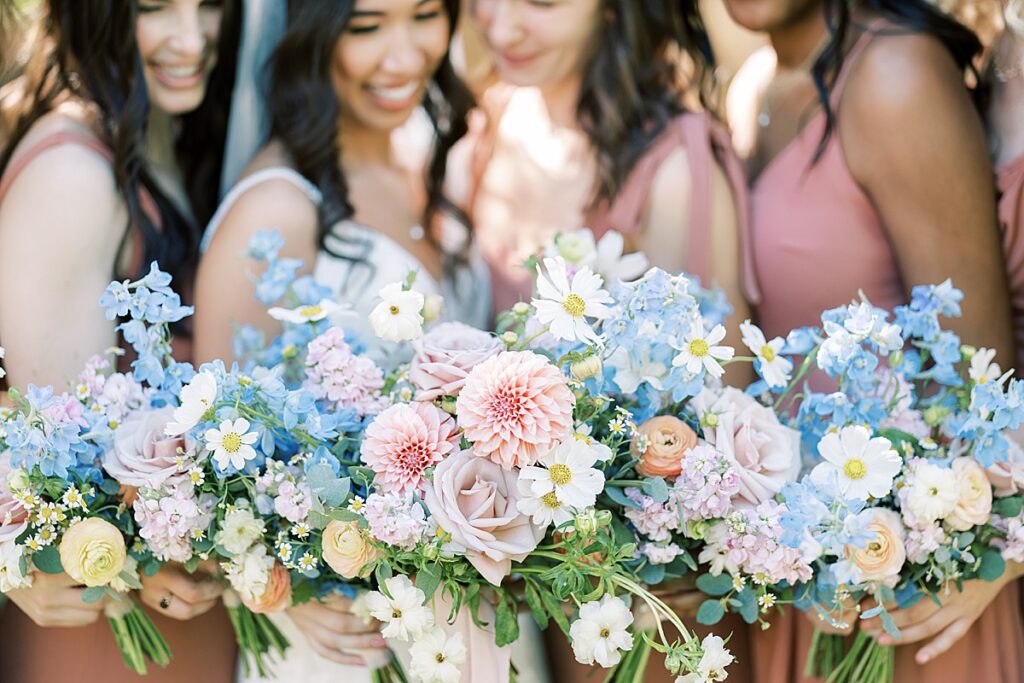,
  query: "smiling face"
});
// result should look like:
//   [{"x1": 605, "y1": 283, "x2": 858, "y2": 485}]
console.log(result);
[
  {"x1": 332, "y1": 0, "x2": 451, "y2": 133},
  {"x1": 721, "y1": 0, "x2": 823, "y2": 33},
  {"x1": 135, "y1": 0, "x2": 223, "y2": 115},
  {"x1": 470, "y1": 0, "x2": 602, "y2": 90}
]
